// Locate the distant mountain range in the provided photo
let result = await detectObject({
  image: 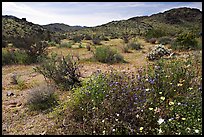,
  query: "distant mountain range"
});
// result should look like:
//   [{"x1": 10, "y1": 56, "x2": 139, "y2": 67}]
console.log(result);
[
  {"x1": 2, "y1": 7, "x2": 202, "y2": 44},
  {"x1": 42, "y1": 23, "x2": 86, "y2": 32}
]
